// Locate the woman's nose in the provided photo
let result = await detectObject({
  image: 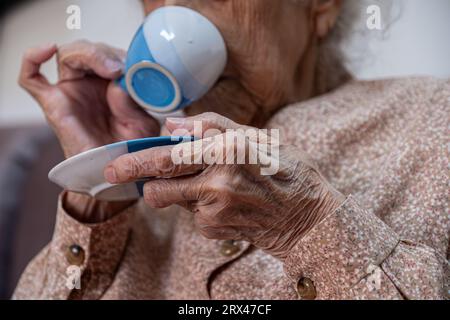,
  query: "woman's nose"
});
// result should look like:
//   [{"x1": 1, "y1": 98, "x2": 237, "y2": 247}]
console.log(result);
[
  {"x1": 143, "y1": 0, "x2": 196, "y2": 15},
  {"x1": 165, "y1": 0, "x2": 193, "y2": 8}
]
